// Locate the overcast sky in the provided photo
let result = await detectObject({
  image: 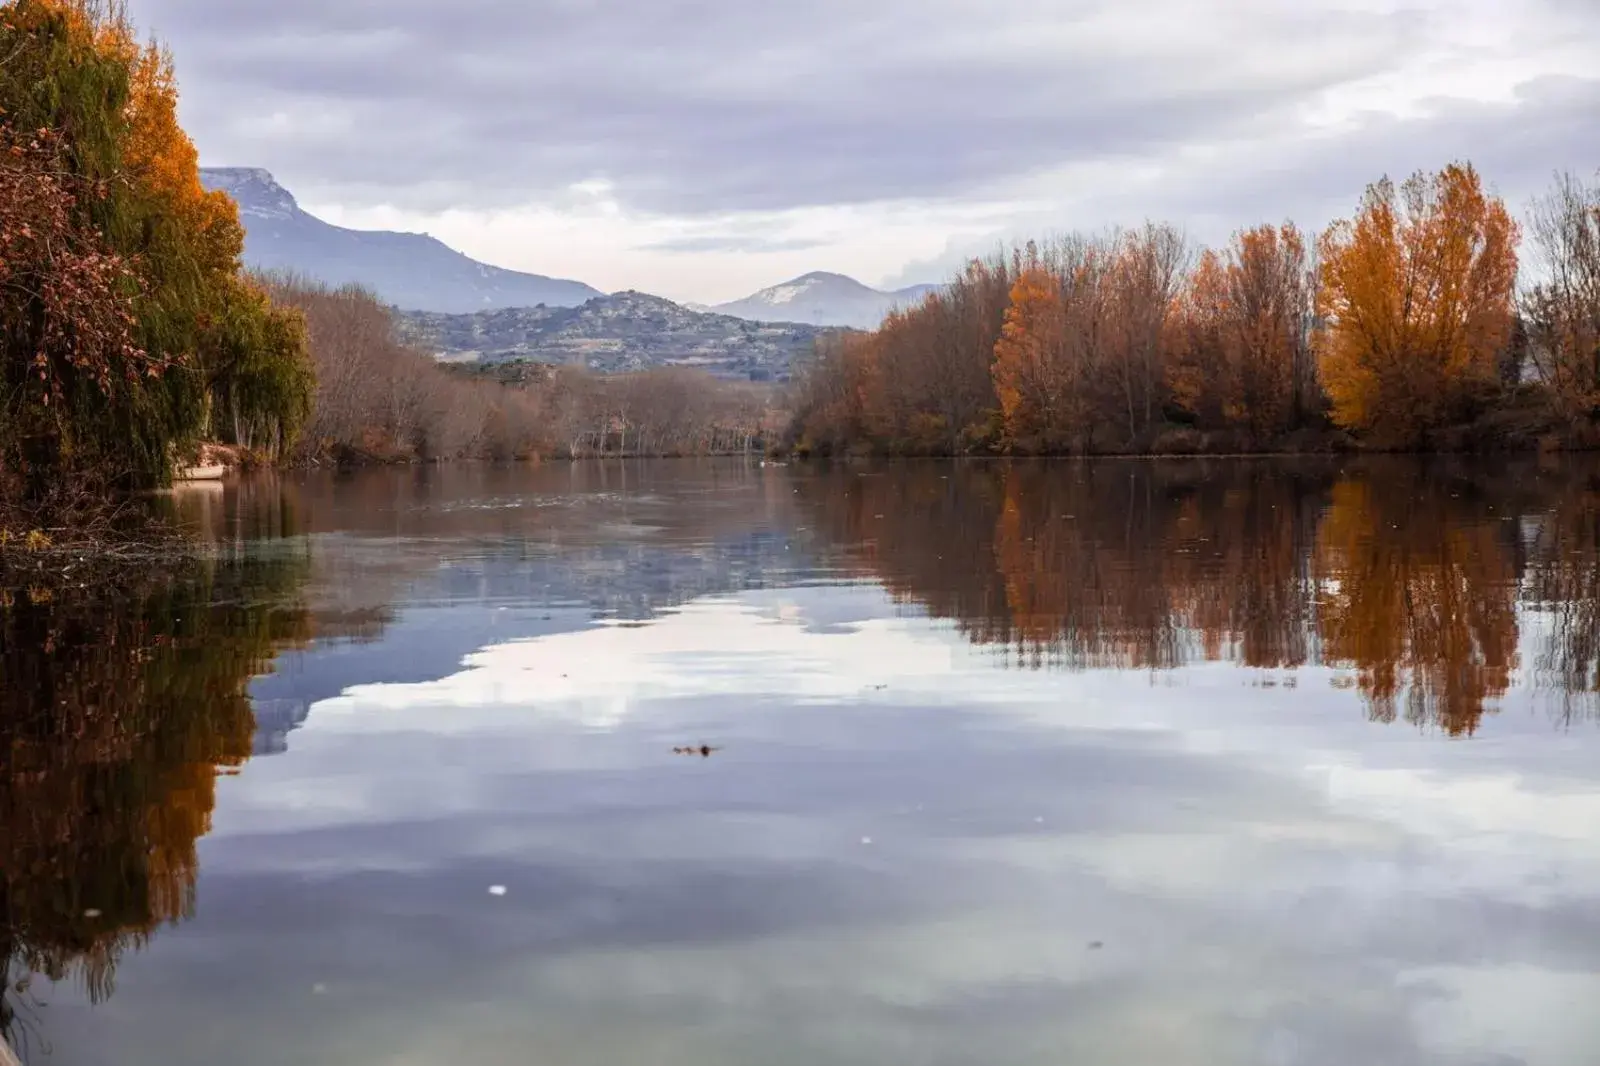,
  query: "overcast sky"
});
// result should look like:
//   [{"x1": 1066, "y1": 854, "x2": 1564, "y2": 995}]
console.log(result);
[{"x1": 135, "y1": 0, "x2": 1599, "y2": 304}]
